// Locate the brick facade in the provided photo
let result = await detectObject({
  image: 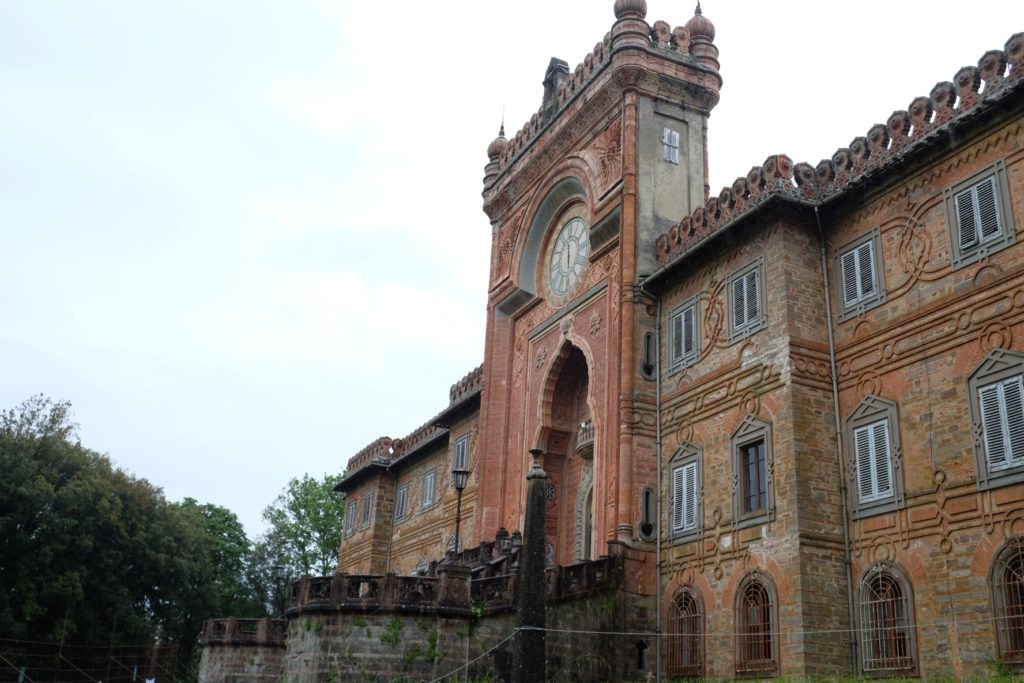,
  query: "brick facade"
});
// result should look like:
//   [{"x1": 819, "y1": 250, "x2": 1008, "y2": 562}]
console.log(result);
[{"x1": 214, "y1": 3, "x2": 1024, "y2": 680}]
